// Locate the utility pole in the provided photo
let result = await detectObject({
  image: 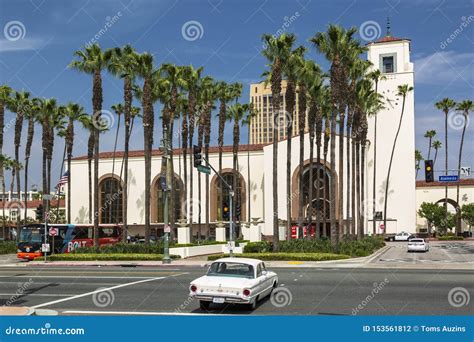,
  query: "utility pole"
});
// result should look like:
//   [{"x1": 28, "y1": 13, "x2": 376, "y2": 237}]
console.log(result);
[{"x1": 162, "y1": 126, "x2": 172, "y2": 264}]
